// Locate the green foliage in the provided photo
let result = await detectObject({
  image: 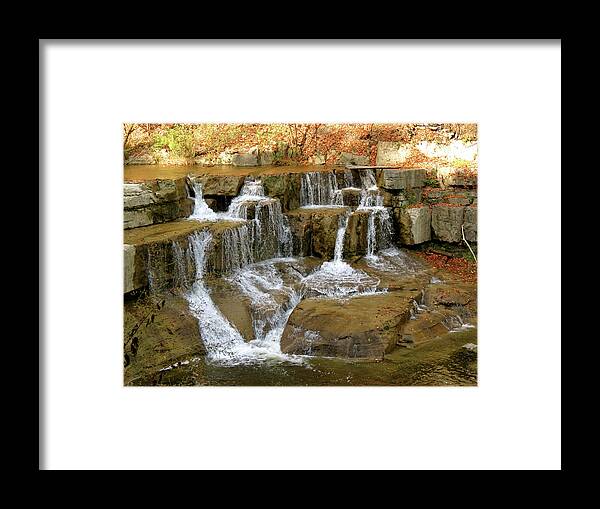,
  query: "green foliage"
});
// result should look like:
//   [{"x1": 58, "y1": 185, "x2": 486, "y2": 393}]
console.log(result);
[{"x1": 152, "y1": 126, "x2": 195, "y2": 157}]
